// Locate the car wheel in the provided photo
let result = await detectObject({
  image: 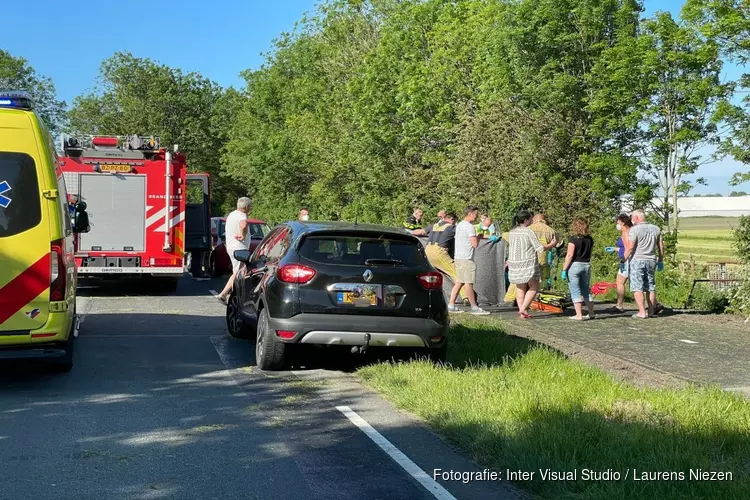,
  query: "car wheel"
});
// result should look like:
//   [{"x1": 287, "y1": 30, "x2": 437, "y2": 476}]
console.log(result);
[
  {"x1": 52, "y1": 330, "x2": 74, "y2": 373},
  {"x1": 226, "y1": 291, "x2": 252, "y2": 339},
  {"x1": 255, "y1": 308, "x2": 287, "y2": 371}
]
